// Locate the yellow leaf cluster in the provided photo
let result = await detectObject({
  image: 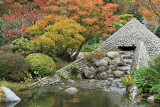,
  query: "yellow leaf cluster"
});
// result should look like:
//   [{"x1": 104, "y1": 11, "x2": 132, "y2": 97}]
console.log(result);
[
  {"x1": 28, "y1": 15, "x2": 86, "y2": 50},
  {"x1": 138, "y1": 0, "x2": 160, "y2": 24},
  {"x1": 35, "y1": 19, "x2": 49, "y2": 30},
  {"x1": 32, "y1": 35, "x2": 55, "y2": 50},
  {"x1": 43, "y1": 32, "x2": 64, "y2": 41},
  {"x1": 27, "y1": 25, "x2": 43, "y2": 35},
  {"x1": 44, "y1": 15, "x2": 57, "y2": 23},
  {"x1": 115, "y1": 14, "x2": 134, "y2": 25},
  {"x1": 74, "y1": 34, "x2": 85, "y2": 41},
  {"x1": 139, "y1": 7, "x2": 155, "y2": 21}
]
